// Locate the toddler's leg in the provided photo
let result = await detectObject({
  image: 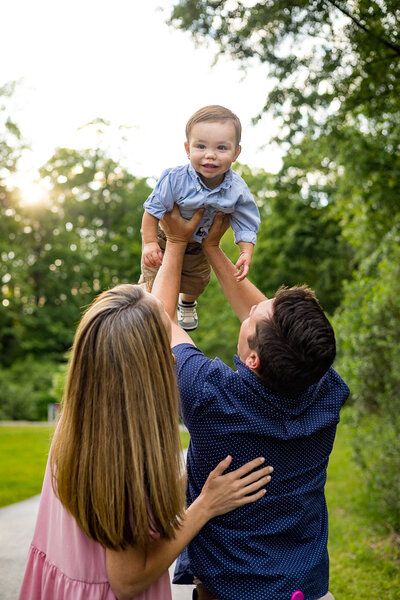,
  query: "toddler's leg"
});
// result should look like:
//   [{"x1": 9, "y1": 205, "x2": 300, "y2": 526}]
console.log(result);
[{"x1": 181, "y1": 293, "x2": 198, "y2": 303}]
